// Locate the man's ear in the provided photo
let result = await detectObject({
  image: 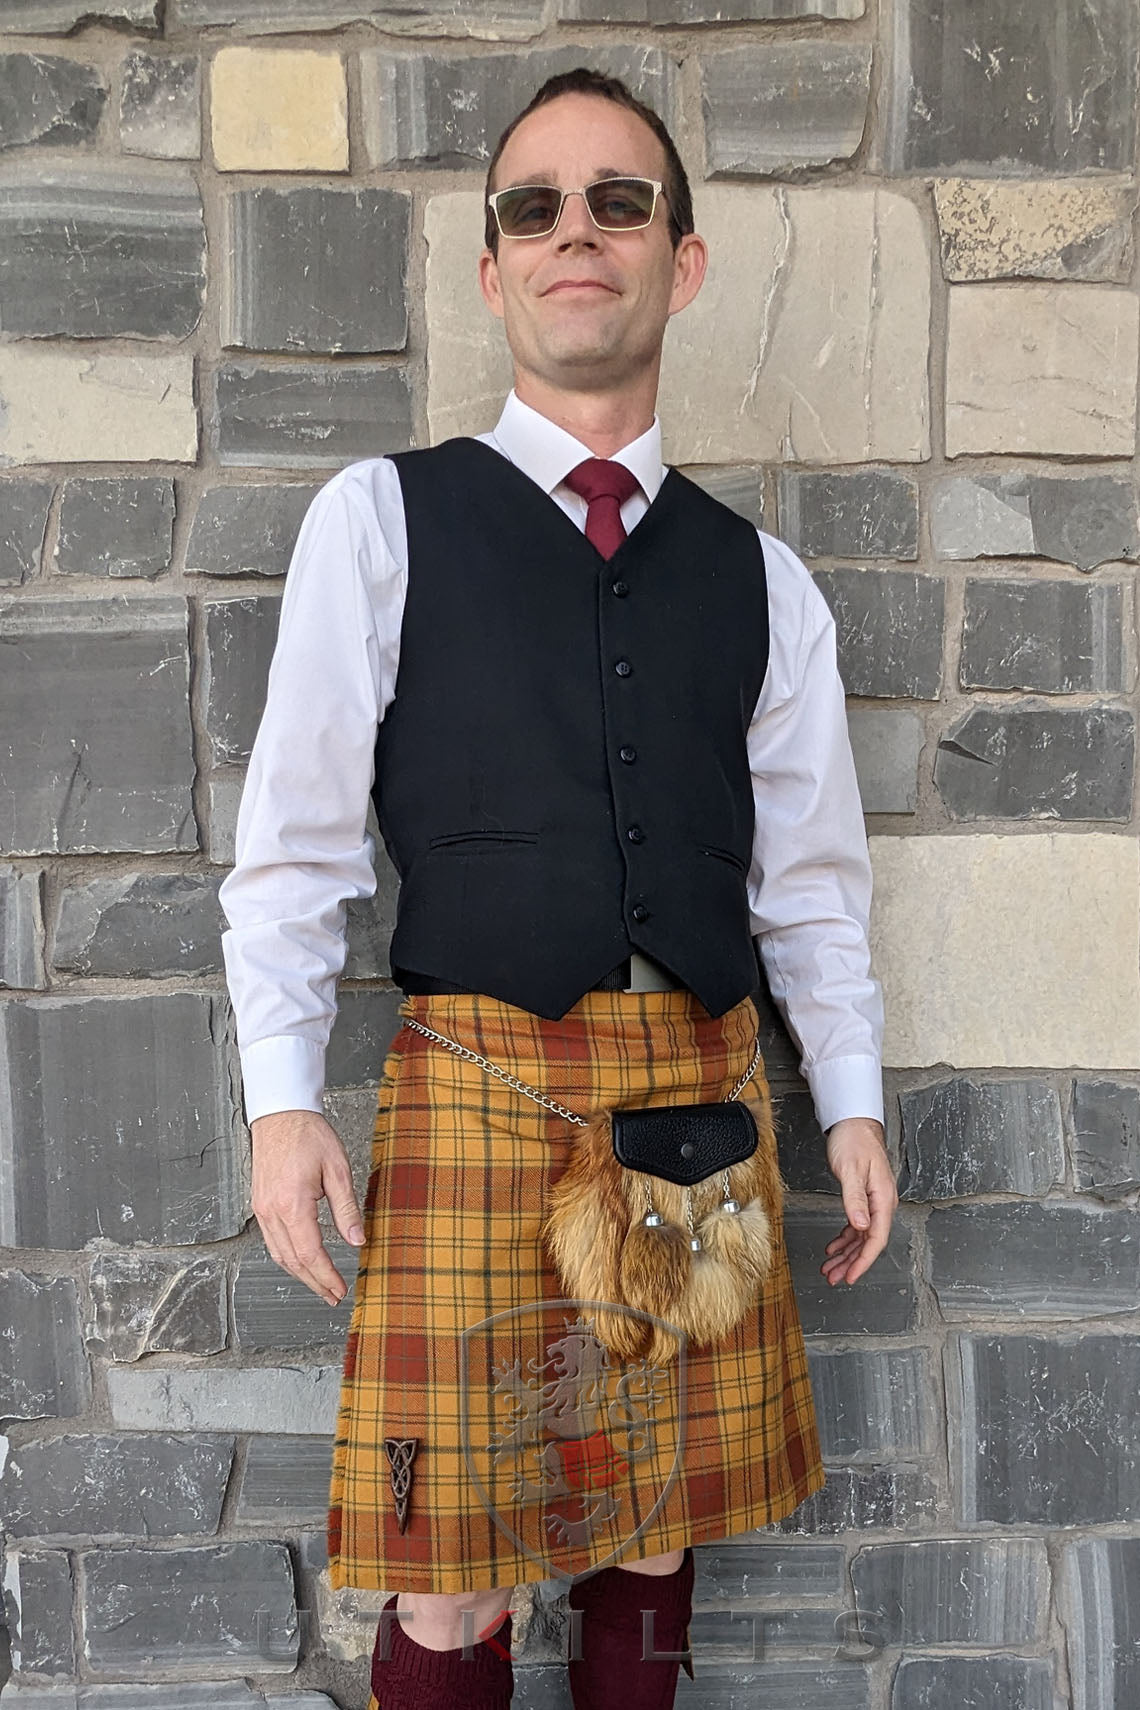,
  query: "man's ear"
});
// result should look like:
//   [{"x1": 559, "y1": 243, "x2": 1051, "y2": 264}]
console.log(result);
[
  {"x1": 478, "y1": 247, "x2": 506, "y2": 321},
  {"x1": 667, "y1": 232, "x2": 708, "y2": 319}
]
